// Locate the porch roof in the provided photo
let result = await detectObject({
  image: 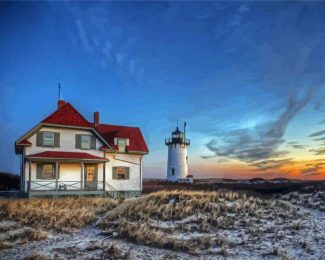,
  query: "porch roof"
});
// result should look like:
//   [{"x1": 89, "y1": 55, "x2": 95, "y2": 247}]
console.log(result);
[{"x1": 25, "y1": 151, "x2": 108, "y2": 162}]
